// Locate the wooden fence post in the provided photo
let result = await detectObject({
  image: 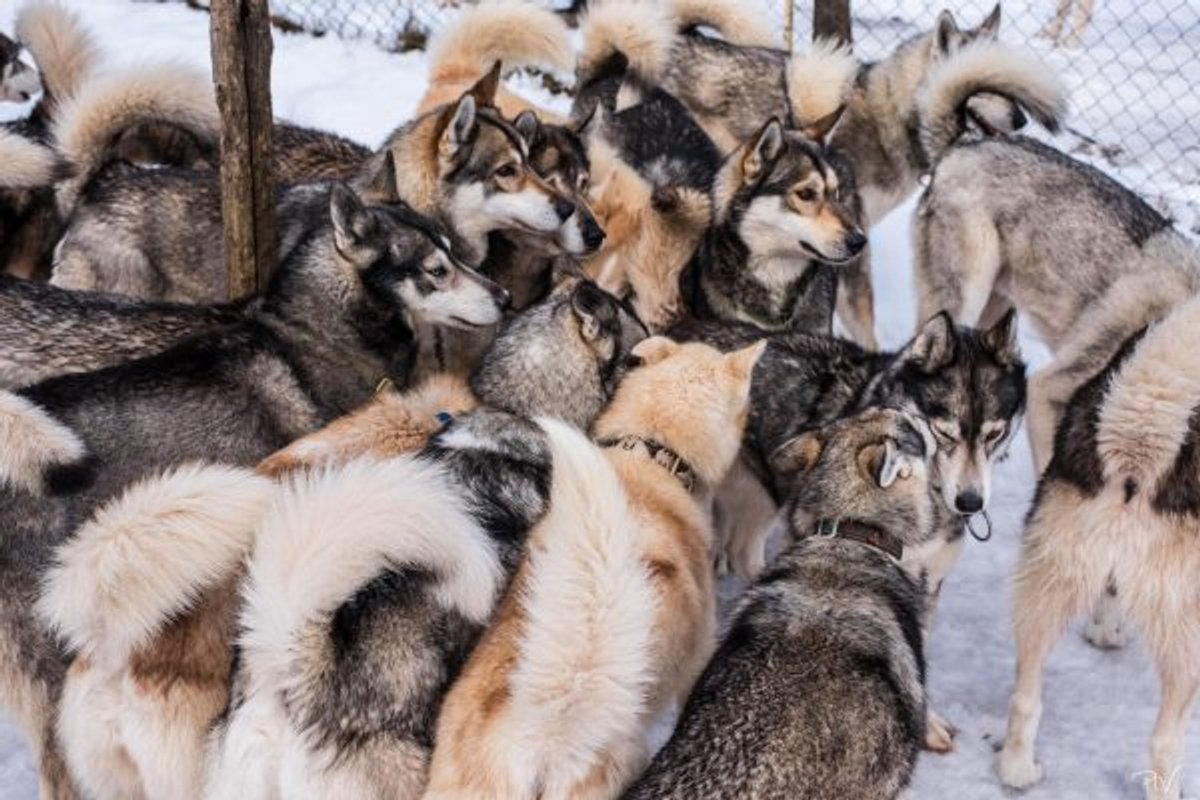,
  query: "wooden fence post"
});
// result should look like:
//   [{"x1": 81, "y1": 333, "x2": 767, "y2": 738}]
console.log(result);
[
  {"x1": 210, "y1": 0, "x2": 277, "y2": 299},
  {"x1": 784, "y1": 0, "x2": 796, "y2": 54},
  {"x1": 813, "y1": 0, "x2": 853, "y2": 44}
]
